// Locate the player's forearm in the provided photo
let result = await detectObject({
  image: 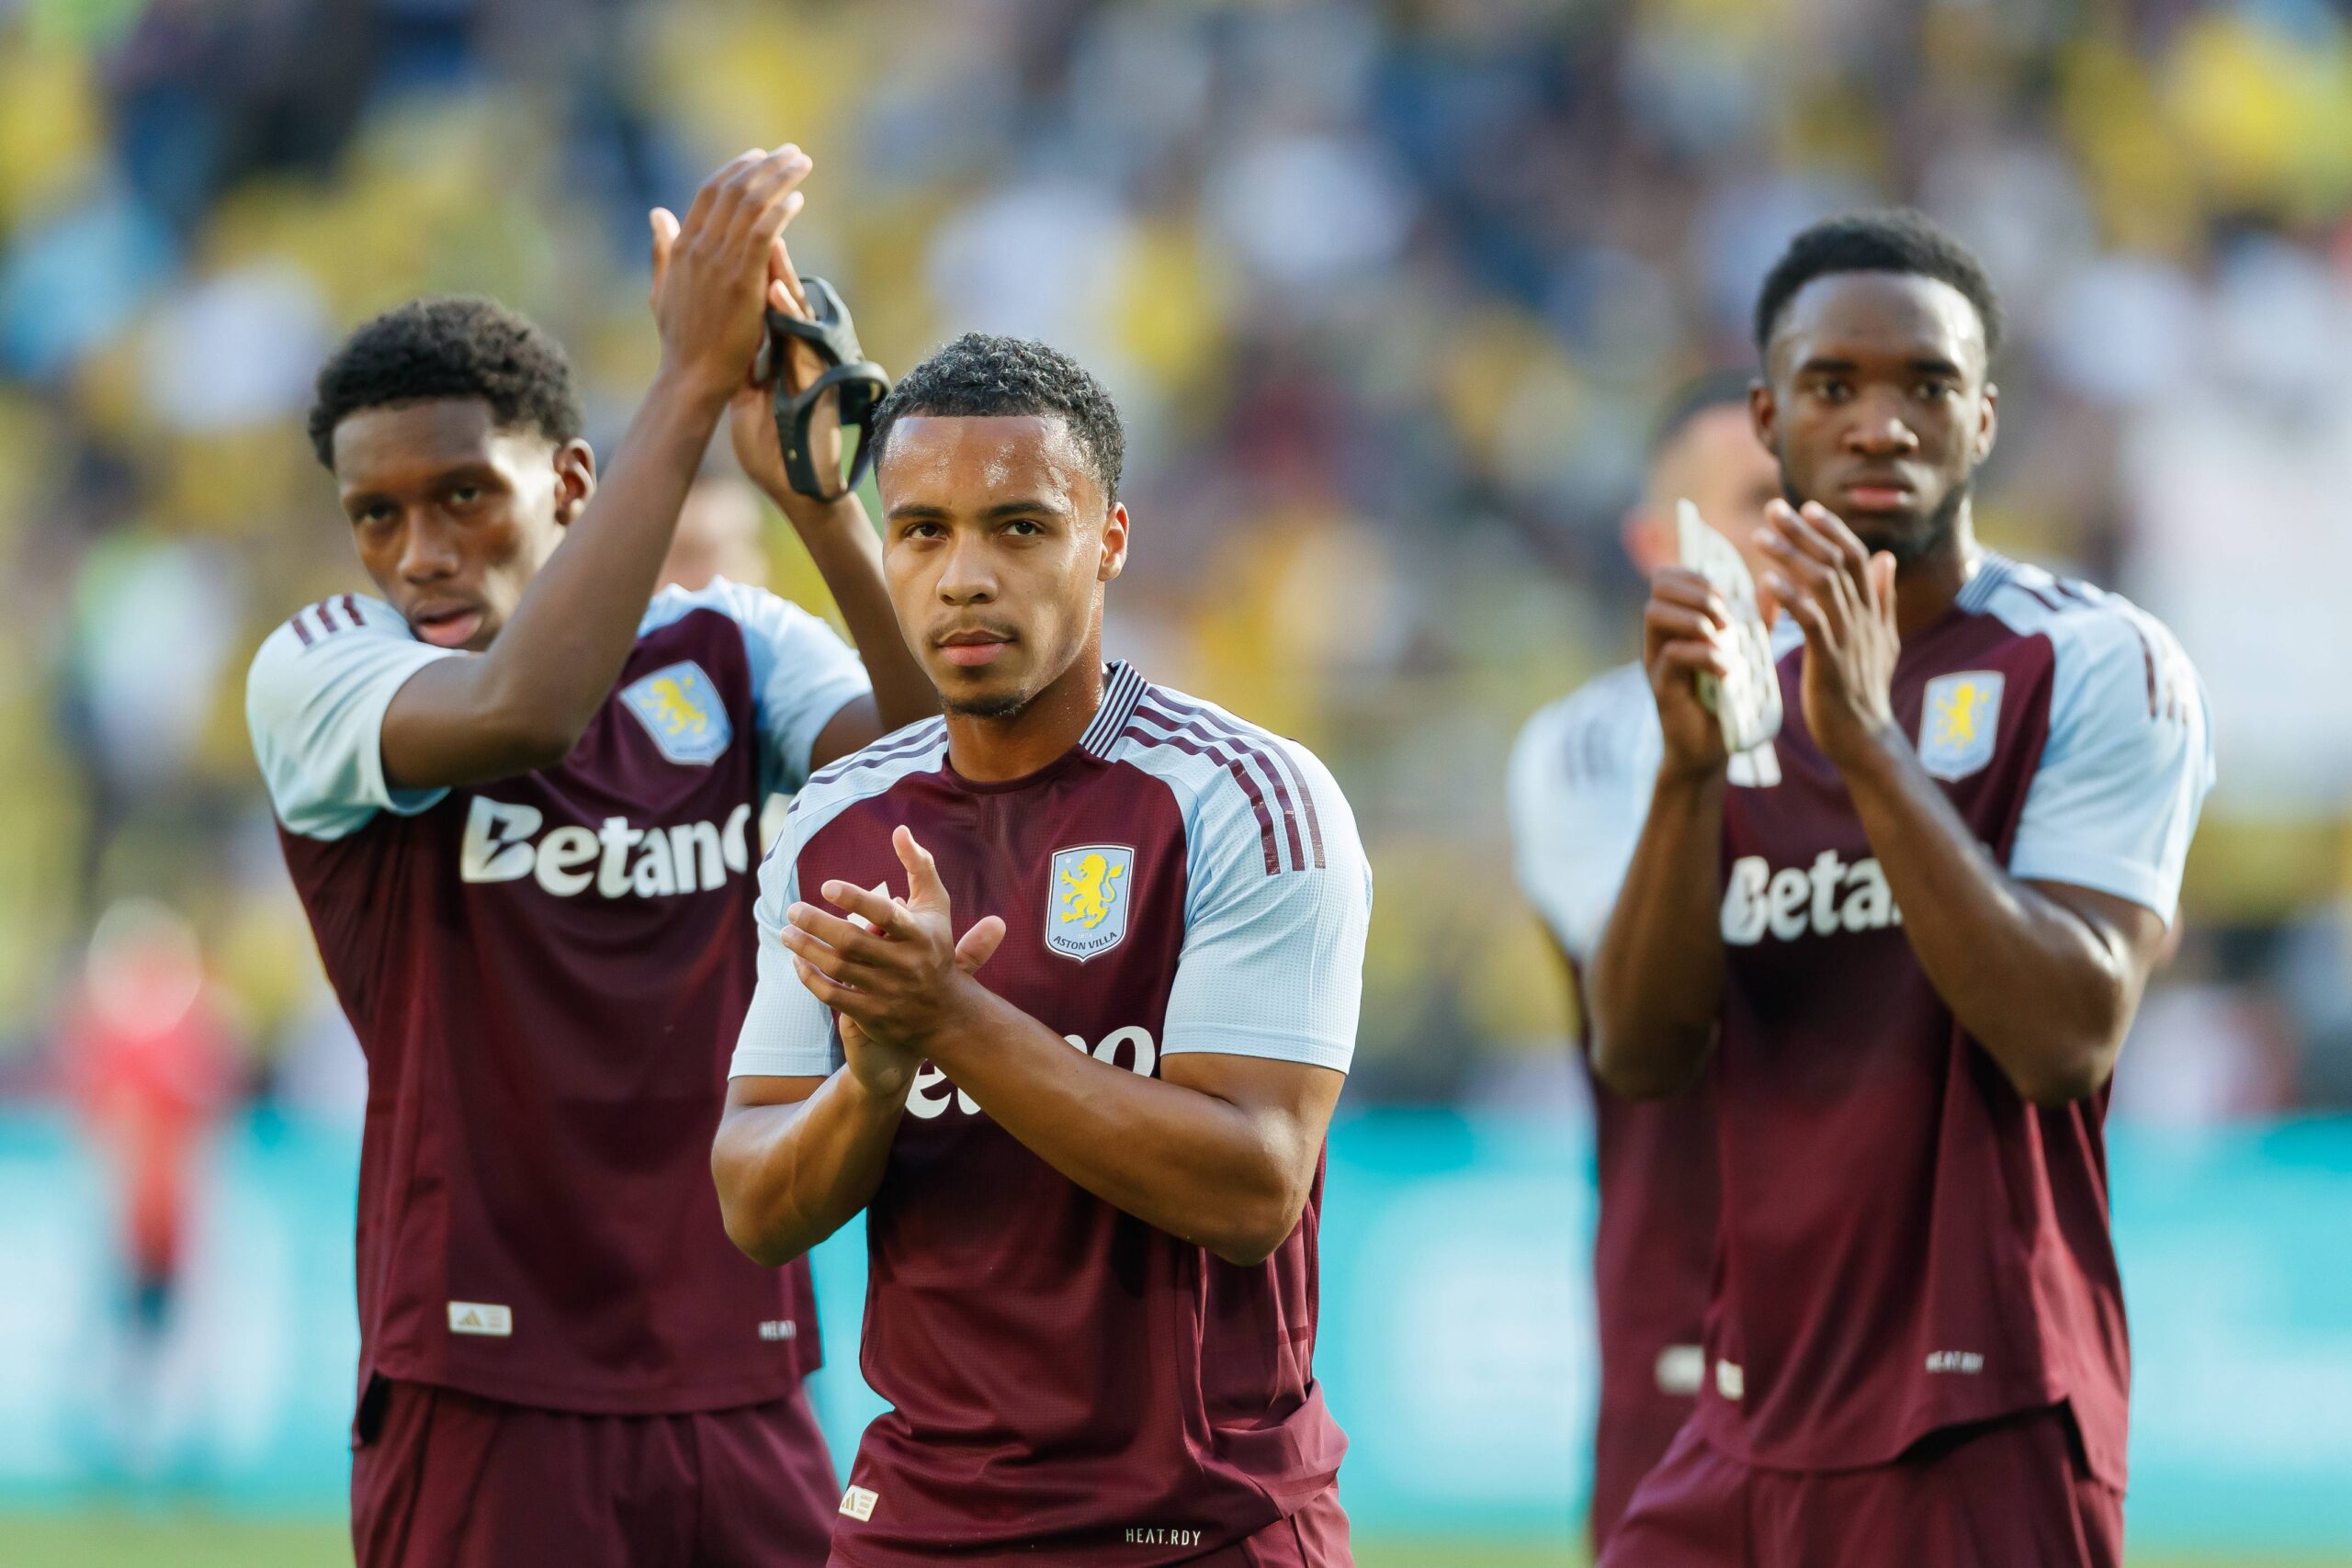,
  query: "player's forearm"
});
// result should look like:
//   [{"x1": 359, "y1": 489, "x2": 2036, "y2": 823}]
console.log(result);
[
  {"x1": 711, "y1": 1070, "x2": 905, "y2": 1266},
  {"x1": 1588, "y1": 768, "x2": 1728, "y2": 1099},
  {"x1": 925, "y1": 998, "x2": 1317, "y2": 1267},
  {"x1": 786, "y1": 496, "x2": 938, "y2": 738},
  {"x1": 1838, "y1": 734, "x2": 2137, "y2": 1104},
  {"x1": 389, "y1": 372, "x2": 731, "y2": 787},
  {"x1": 474, "y1": 374, "x2": 730, "y2": 747}
]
